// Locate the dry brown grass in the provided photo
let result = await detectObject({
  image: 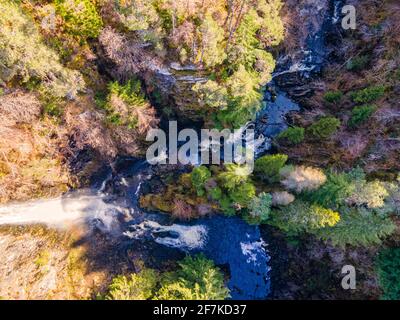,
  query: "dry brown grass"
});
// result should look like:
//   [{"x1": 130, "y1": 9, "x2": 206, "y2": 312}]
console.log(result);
[
  {"x1": 0, "y1": 91, "x2": 71, "y2": 203},
  {"x1": 0, "y1": 90, "x2": 41, "y2": 126},
  {"x1": 0, "y1": 225, "x2": 109, "y2": 300}
]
